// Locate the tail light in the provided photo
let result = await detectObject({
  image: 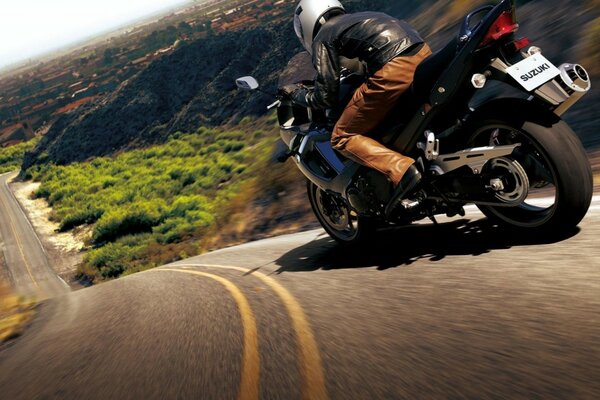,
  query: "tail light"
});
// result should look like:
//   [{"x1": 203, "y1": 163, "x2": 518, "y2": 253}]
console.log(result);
[
  {"x1": 478, "y1": 9, "x2": 519, "y2": 48},
  {"x1": 506, "y1": 37, "x2": 530, "y2": 52}
]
